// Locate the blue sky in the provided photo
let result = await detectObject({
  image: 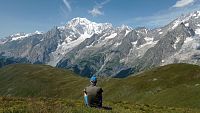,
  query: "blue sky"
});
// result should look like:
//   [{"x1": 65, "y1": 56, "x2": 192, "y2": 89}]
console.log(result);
[{"x1": 0, "y1": 0, "x2": 200, "y2": 38}]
